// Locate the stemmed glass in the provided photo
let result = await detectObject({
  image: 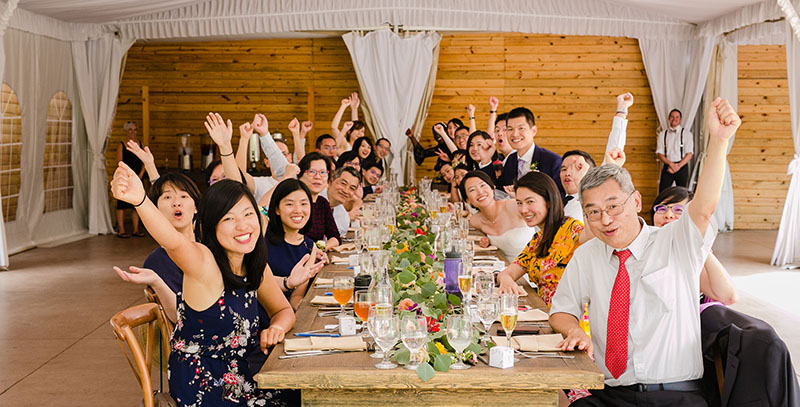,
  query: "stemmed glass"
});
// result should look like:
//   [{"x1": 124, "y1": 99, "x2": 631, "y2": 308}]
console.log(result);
[
  {"x1": 372, "y1": 314, "x2": 400, "y2": 369},
  {"x1": 473, "y1": 271, "x2": 495, "y2": 301},
  {"x1": 500, "y1": 293, "x2": 518, "y2": 350},
  {"x1": 367, "y1": 304, "x2": 392, "y2": 358},
  {"x1": 458, "y1": 266, "x2": 473, "y2": 307},
  {"x1": 400, "y1": 316, "x2": 427, "y2": 370},
  {"x1": 446, "y1": 315, "x2": 472, "y2": 370},
  {"x1": 354, "y1": 227, "x2": 364, "y2": 253},
  {"x1": 354, "y1": 291, "x2": 374, "y2": 335},
  {"x1": 476, "y1": 296, "x2": 500, "y2": 343},
  {"x1": 332, "y1": 276, "x2": 354, "y2": 319}
]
